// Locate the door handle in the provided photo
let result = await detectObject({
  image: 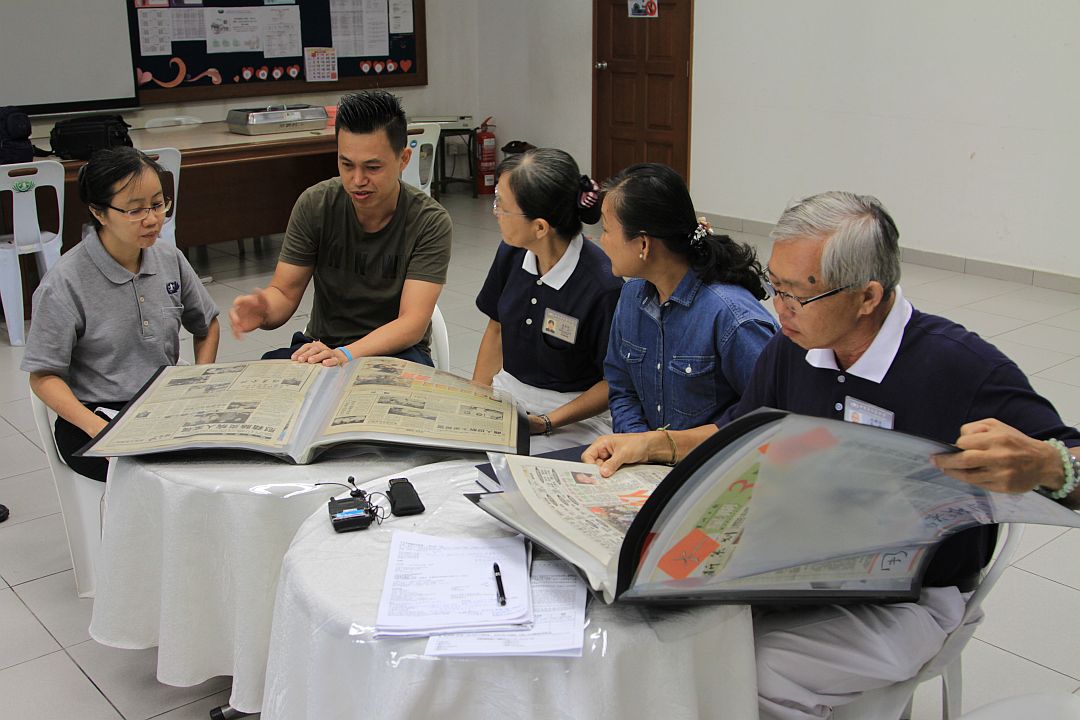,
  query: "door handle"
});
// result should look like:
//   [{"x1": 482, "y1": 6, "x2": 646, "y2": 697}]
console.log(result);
[{"x1": 594, "y1": 61, "x2": 608, "y2": 70}]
